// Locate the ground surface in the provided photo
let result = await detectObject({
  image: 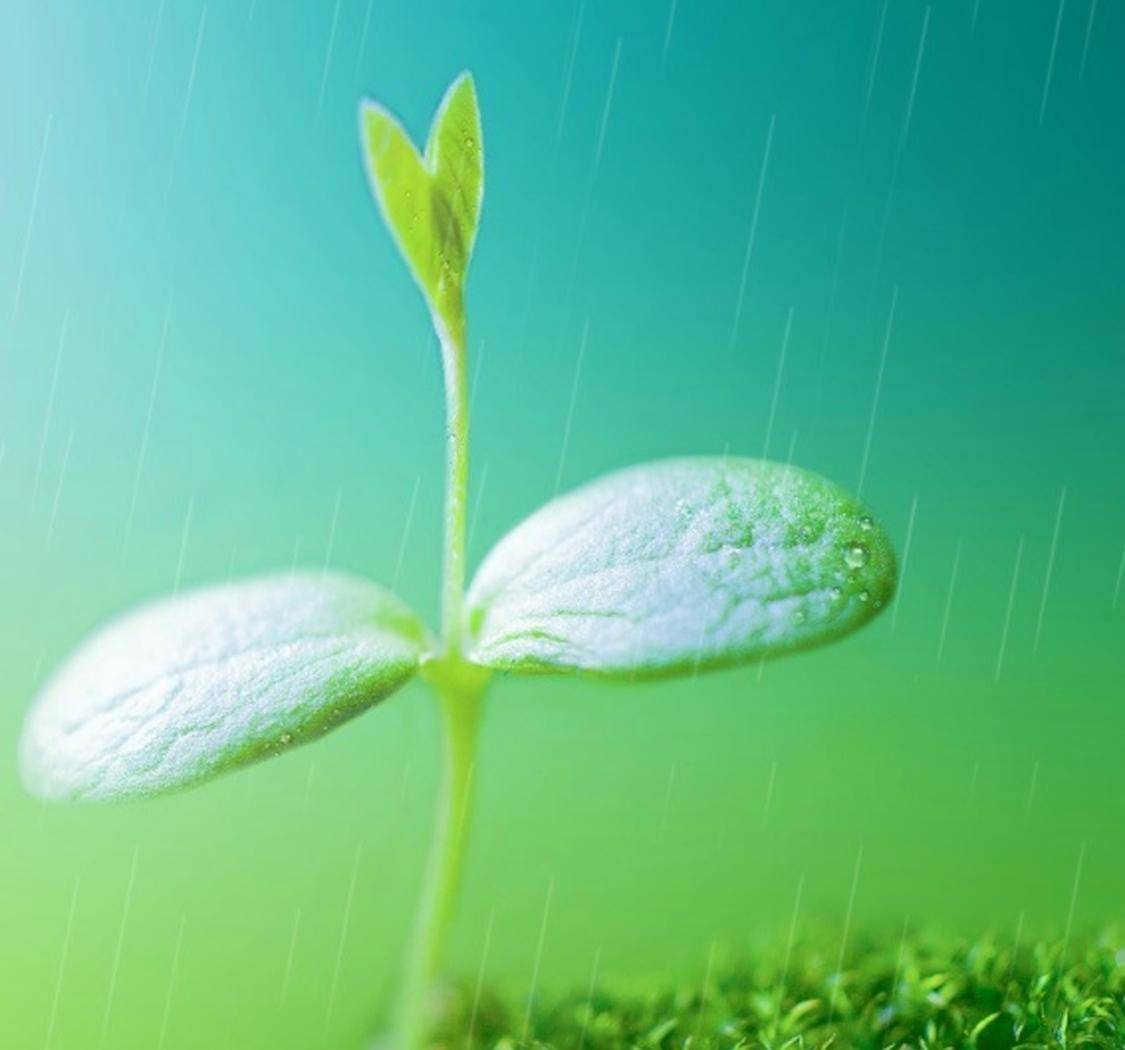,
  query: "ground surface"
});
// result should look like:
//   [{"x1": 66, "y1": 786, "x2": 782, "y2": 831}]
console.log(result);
[{"x1": 431, "y1": 931, "x2": 1123, "y2": 1049}]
